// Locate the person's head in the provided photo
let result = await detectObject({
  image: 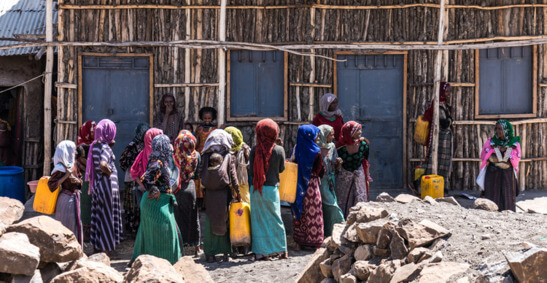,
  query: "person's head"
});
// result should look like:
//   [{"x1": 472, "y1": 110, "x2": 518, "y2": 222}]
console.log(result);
[
  {"x1": 352, "y1": 127, "x2": 362, "y2": 140},
  {"x1": 77, "y1": 120, "x2": 96, "y2": 146},
  {"x1": 159, "y1": 94, "x2": 177, "y2": 114},
  {"x1": 133, "y1": 123, "x2": 150, "y2": 144},
  {"x1": 95, "y1": 119, "x2": 116, "y2": 145},
  {"x1": 184, "y1": 122, "x2": 194, "y2": 133},
  {"x1": 225, "y1": 126, "x2": 244, "y2": 152},
  {"x1": 328, "y1": 97, "x2": 339, "y2": 112},
  {"x1": 320, "y1": 93, "x2": 342, "y2": 117},
  {"x1": 339, "y1": 121, "x2": 362, "y2": 146},
  {"x1": 209, "y1": 152, "x2": 223, "y2": 167},
  {"x1": 440, "y1": 82, "x2": 451, "y2": 102},
  {"x1": 495, "y1": 122, "x2": 506, "y2": 140},
  {"x1": 150, "y1": 134, "x2": 172, "y2": 163},
  {"x1": 256, "y1": 119, "x2": 279, "y2": 143},
  {"x1": 54, "y1": 140, "x2": 76, "y2": 168},
  {"x1": 144, "y1": 128, "x2": 164, "y2": 150},
  {"x1": 199, "y1": 107, "x2": 217, "y2": 125}
]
